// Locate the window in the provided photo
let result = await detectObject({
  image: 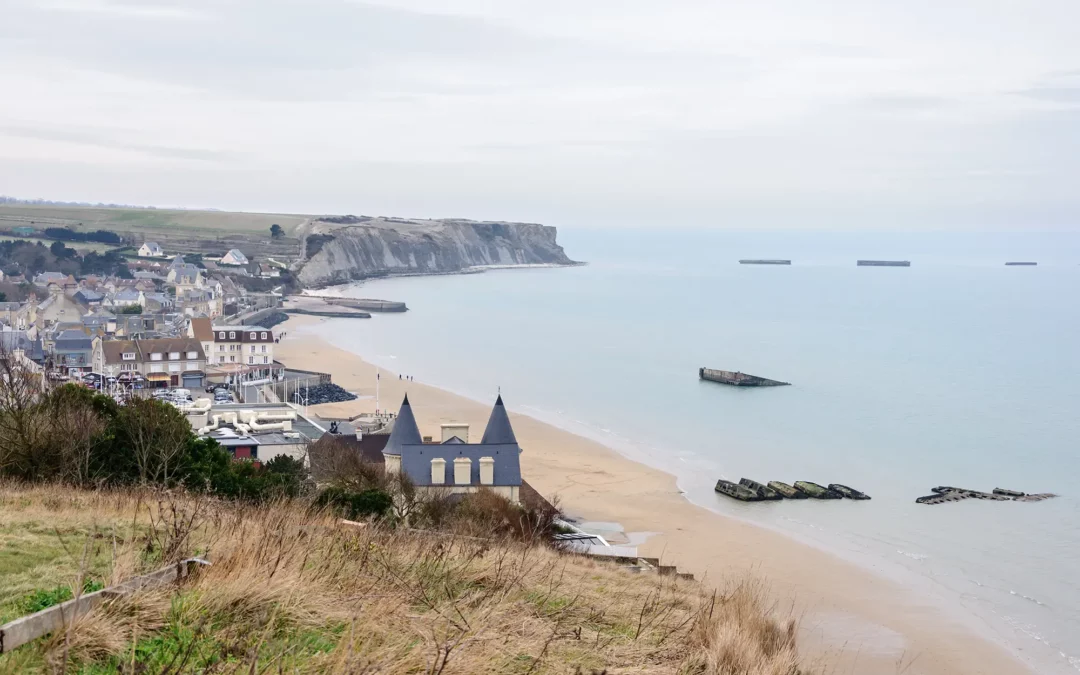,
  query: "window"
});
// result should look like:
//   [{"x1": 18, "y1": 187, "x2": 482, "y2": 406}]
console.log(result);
[
  {"x1": 168, "y1": 363, "x2": 181, "y2": 372},
  {"x1": 150, "y1": 353, "x2": 162, "y2": 361},
  {"x1": 186, "y1": 351, "x2": 197, "y2": 359},
  {"x1": 248, "y1": 356, "x2": 254, "y2": 364},
  {"x1": 150, "y1": 364, "x2": 163, "y2": 373},
  {"x1": 229, "y1": 332, "x2": 235, "y2": 339},
  {"x1": 249, "y1": 332, "x2": 256, "y2": 340},
  {"x1": 261, "y1": 345, "x2": 266, "y2": 353},
  {"x1": 263, "y1": 356, "x2": 268, "y2": 364},
  {"x1": 169, "y1": 352, "x2": 180, "y2": 360},
  {"x1": 230, "y1": 355, "x2": 236, "y2": 363},
  {"x1": 218, "y1": 344, "x2": 224, "y2": 351},
  {"x1": 122, "y1": 352, "x2": 135, "y2": 360},
  {"x1": 260, "y1": 332, "x2": 267, "y2": 340},
  {"x1": 249, "y1": 345, "x2": 255, "y2": 353},
  {"x1": 218, "y1": 332, "x2": 225, "y2": 339}
]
